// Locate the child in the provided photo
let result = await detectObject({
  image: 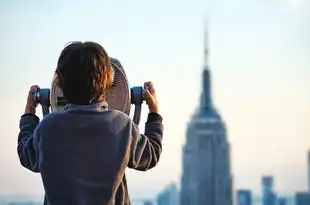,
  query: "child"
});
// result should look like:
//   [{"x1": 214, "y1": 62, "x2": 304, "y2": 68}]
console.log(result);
[{"x1": 17, "y1": 41, "x2": 163, "y2": 205}]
